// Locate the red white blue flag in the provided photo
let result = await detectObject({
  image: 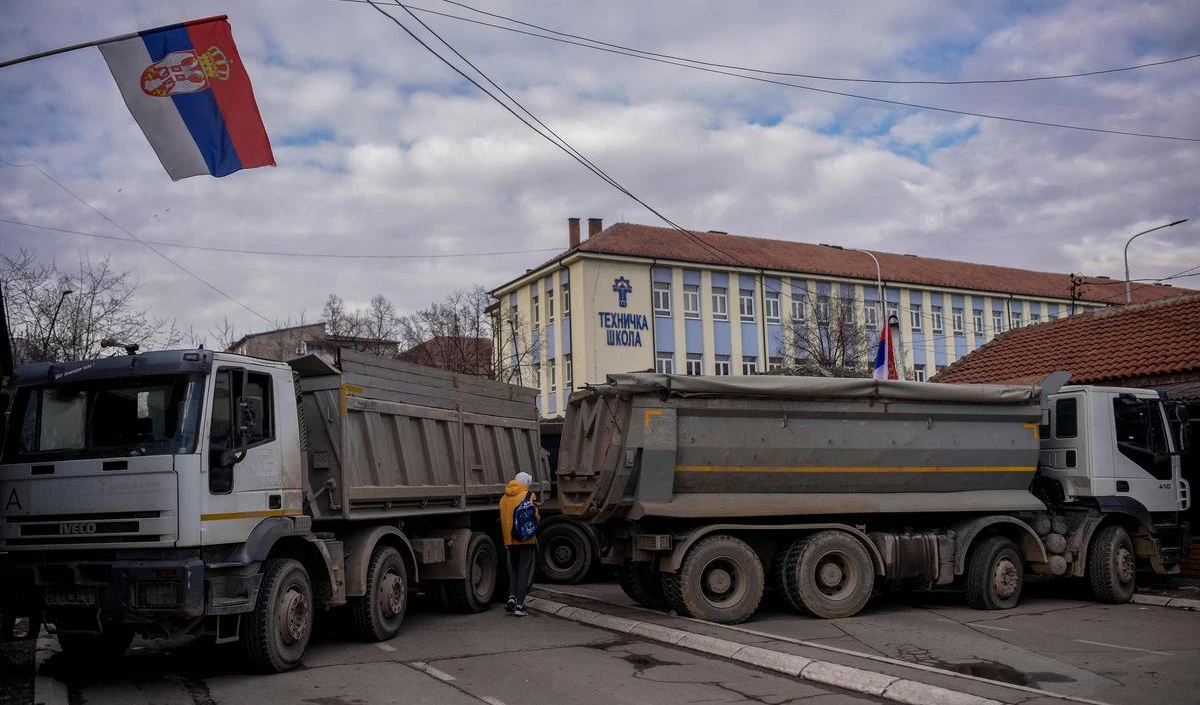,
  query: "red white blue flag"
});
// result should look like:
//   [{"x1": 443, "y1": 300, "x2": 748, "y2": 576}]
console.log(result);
[
  {"x1": 98, "y1": 16, "x2": 274, "y2": 181},
  {"x1": 872, "y1": 319, "x2": 899, "y2": 381}
]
